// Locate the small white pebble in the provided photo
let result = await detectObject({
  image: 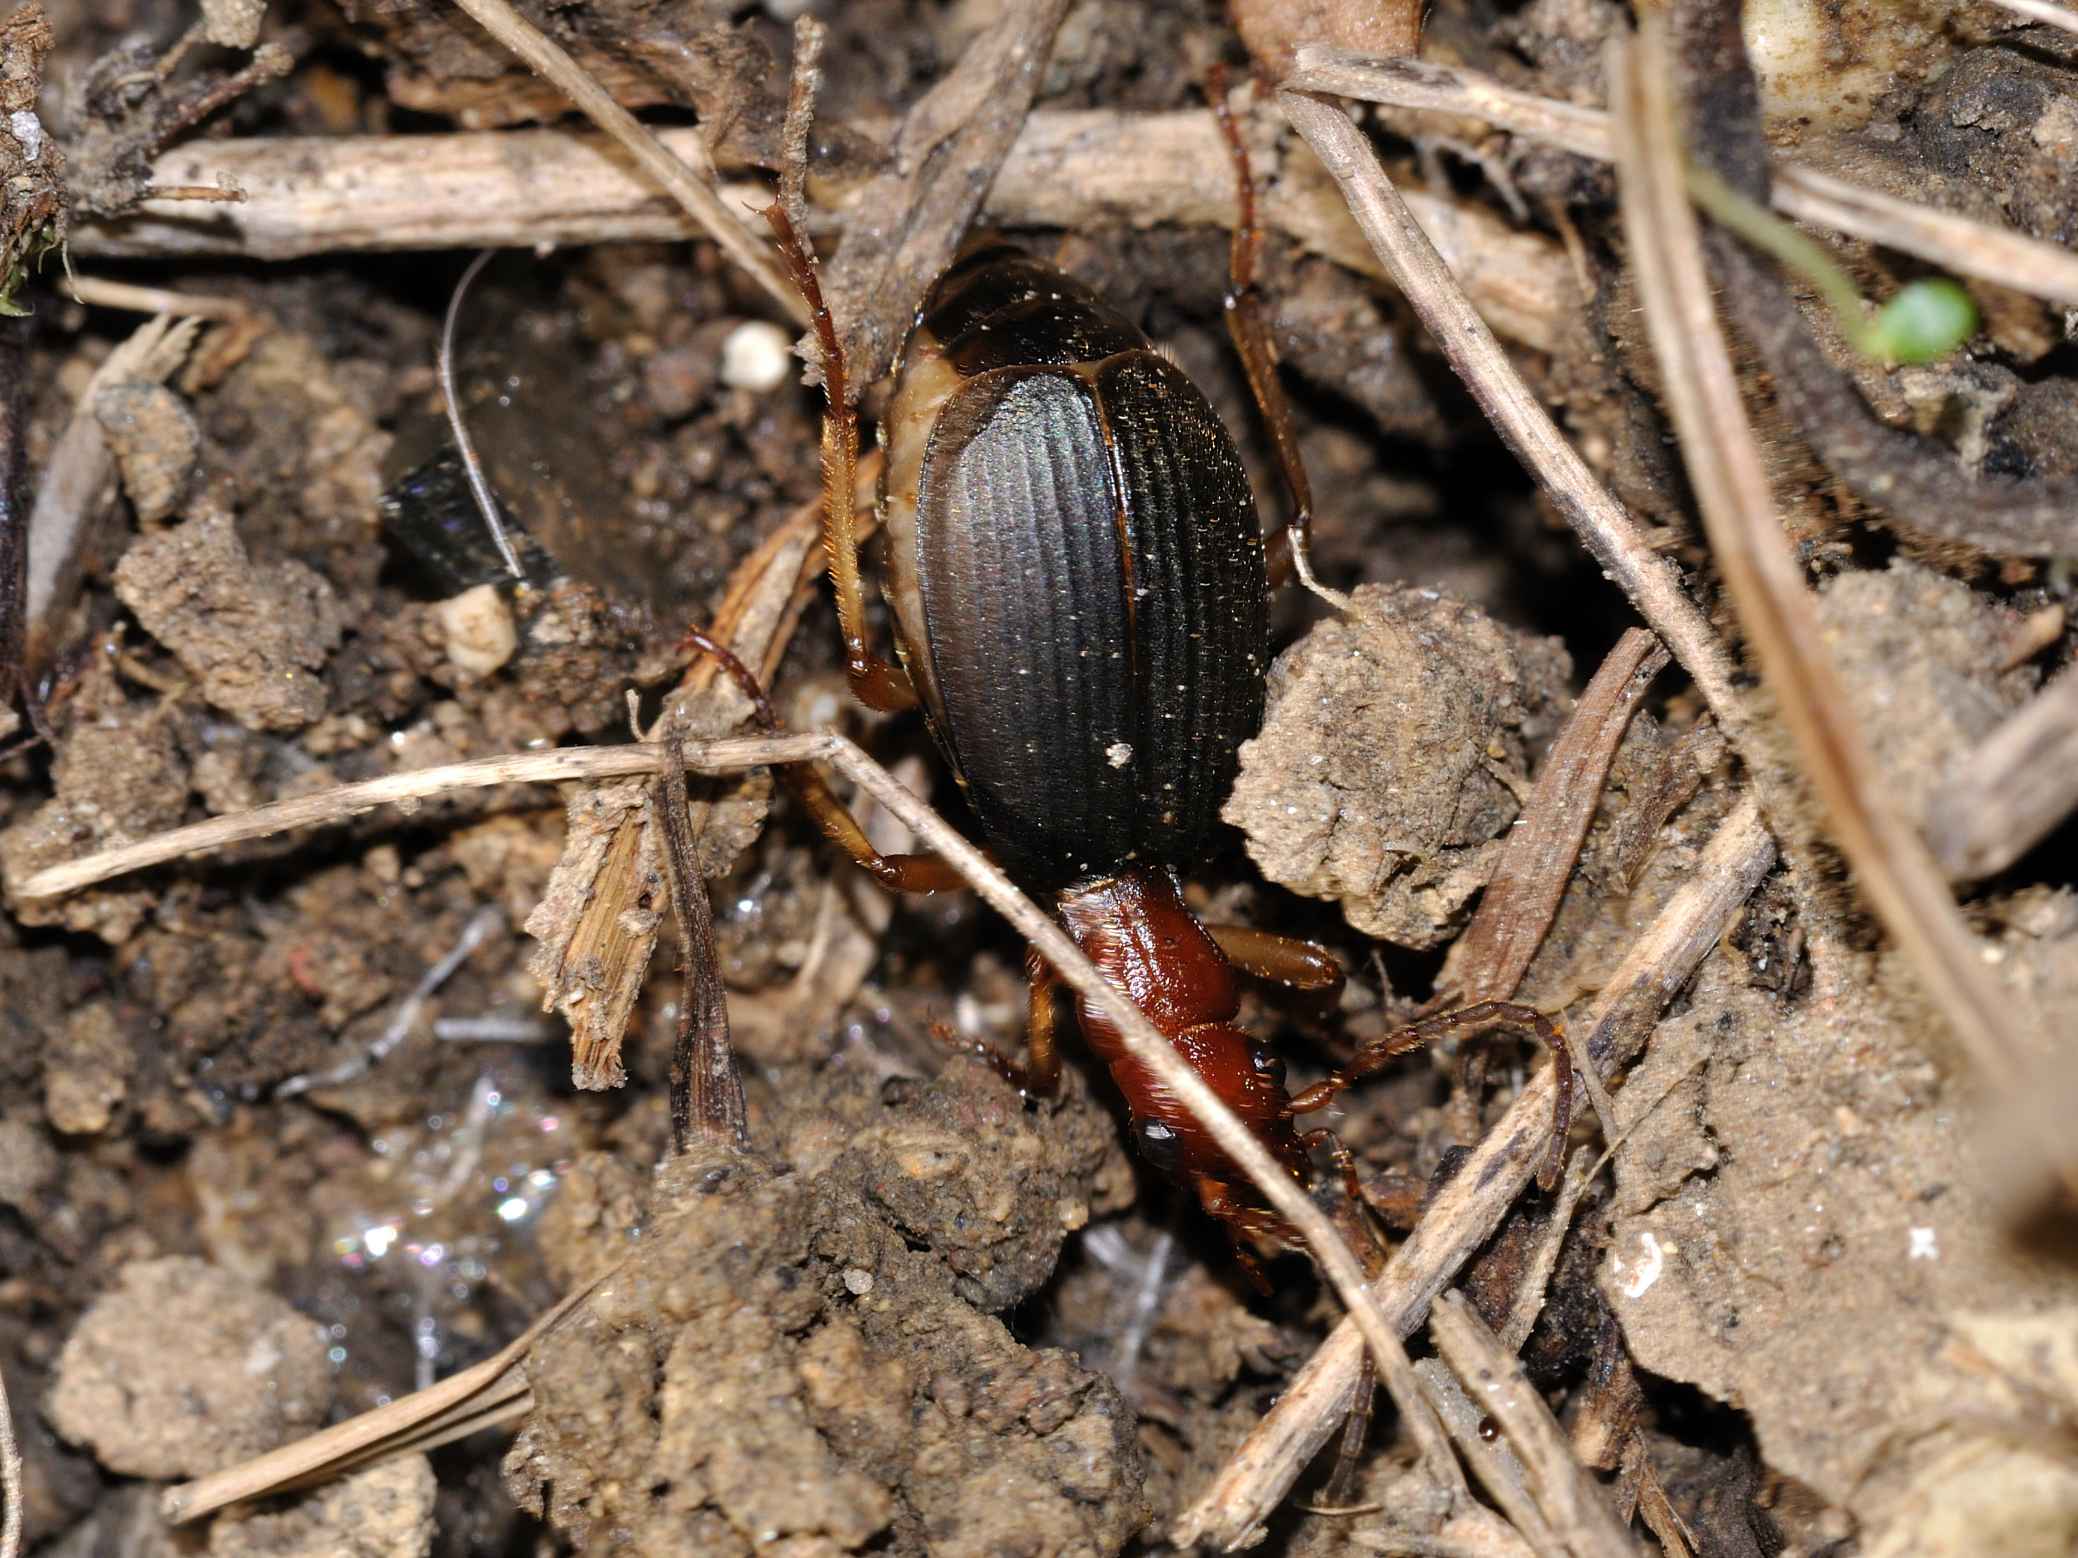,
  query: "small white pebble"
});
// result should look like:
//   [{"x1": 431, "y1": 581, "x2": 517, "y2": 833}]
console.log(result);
[
  {"x1": 720, "y1": 320, "x2": 793, "y2": 392},
  {"x1": 436, "y1": 584, "x2": 517, "y2": 677},
  {"x1": 1612, "y1": 1230, "x2": 1665, "y2": 1299},
  {"x1": 842, "y1": 1268, "x2": 874, "y2": 1296},
  {"x1": 9, "y1": 110, "x2": 44, "y2": 163},
  {"x1": 1909, "y1": 1225, "x2": 1939, "y2": 1261},
  {"x1": 1106, "y1": 741, "x2": 1133, "y2": 768}
]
